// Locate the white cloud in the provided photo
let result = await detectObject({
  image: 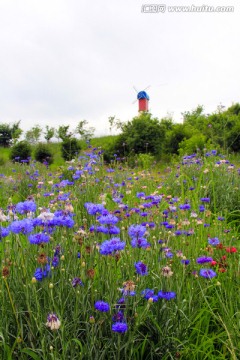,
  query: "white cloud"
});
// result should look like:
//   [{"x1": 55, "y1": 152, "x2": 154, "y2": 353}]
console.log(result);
[{"x1": 0, "y1": 0, "x2": 239, "y2": 136}]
